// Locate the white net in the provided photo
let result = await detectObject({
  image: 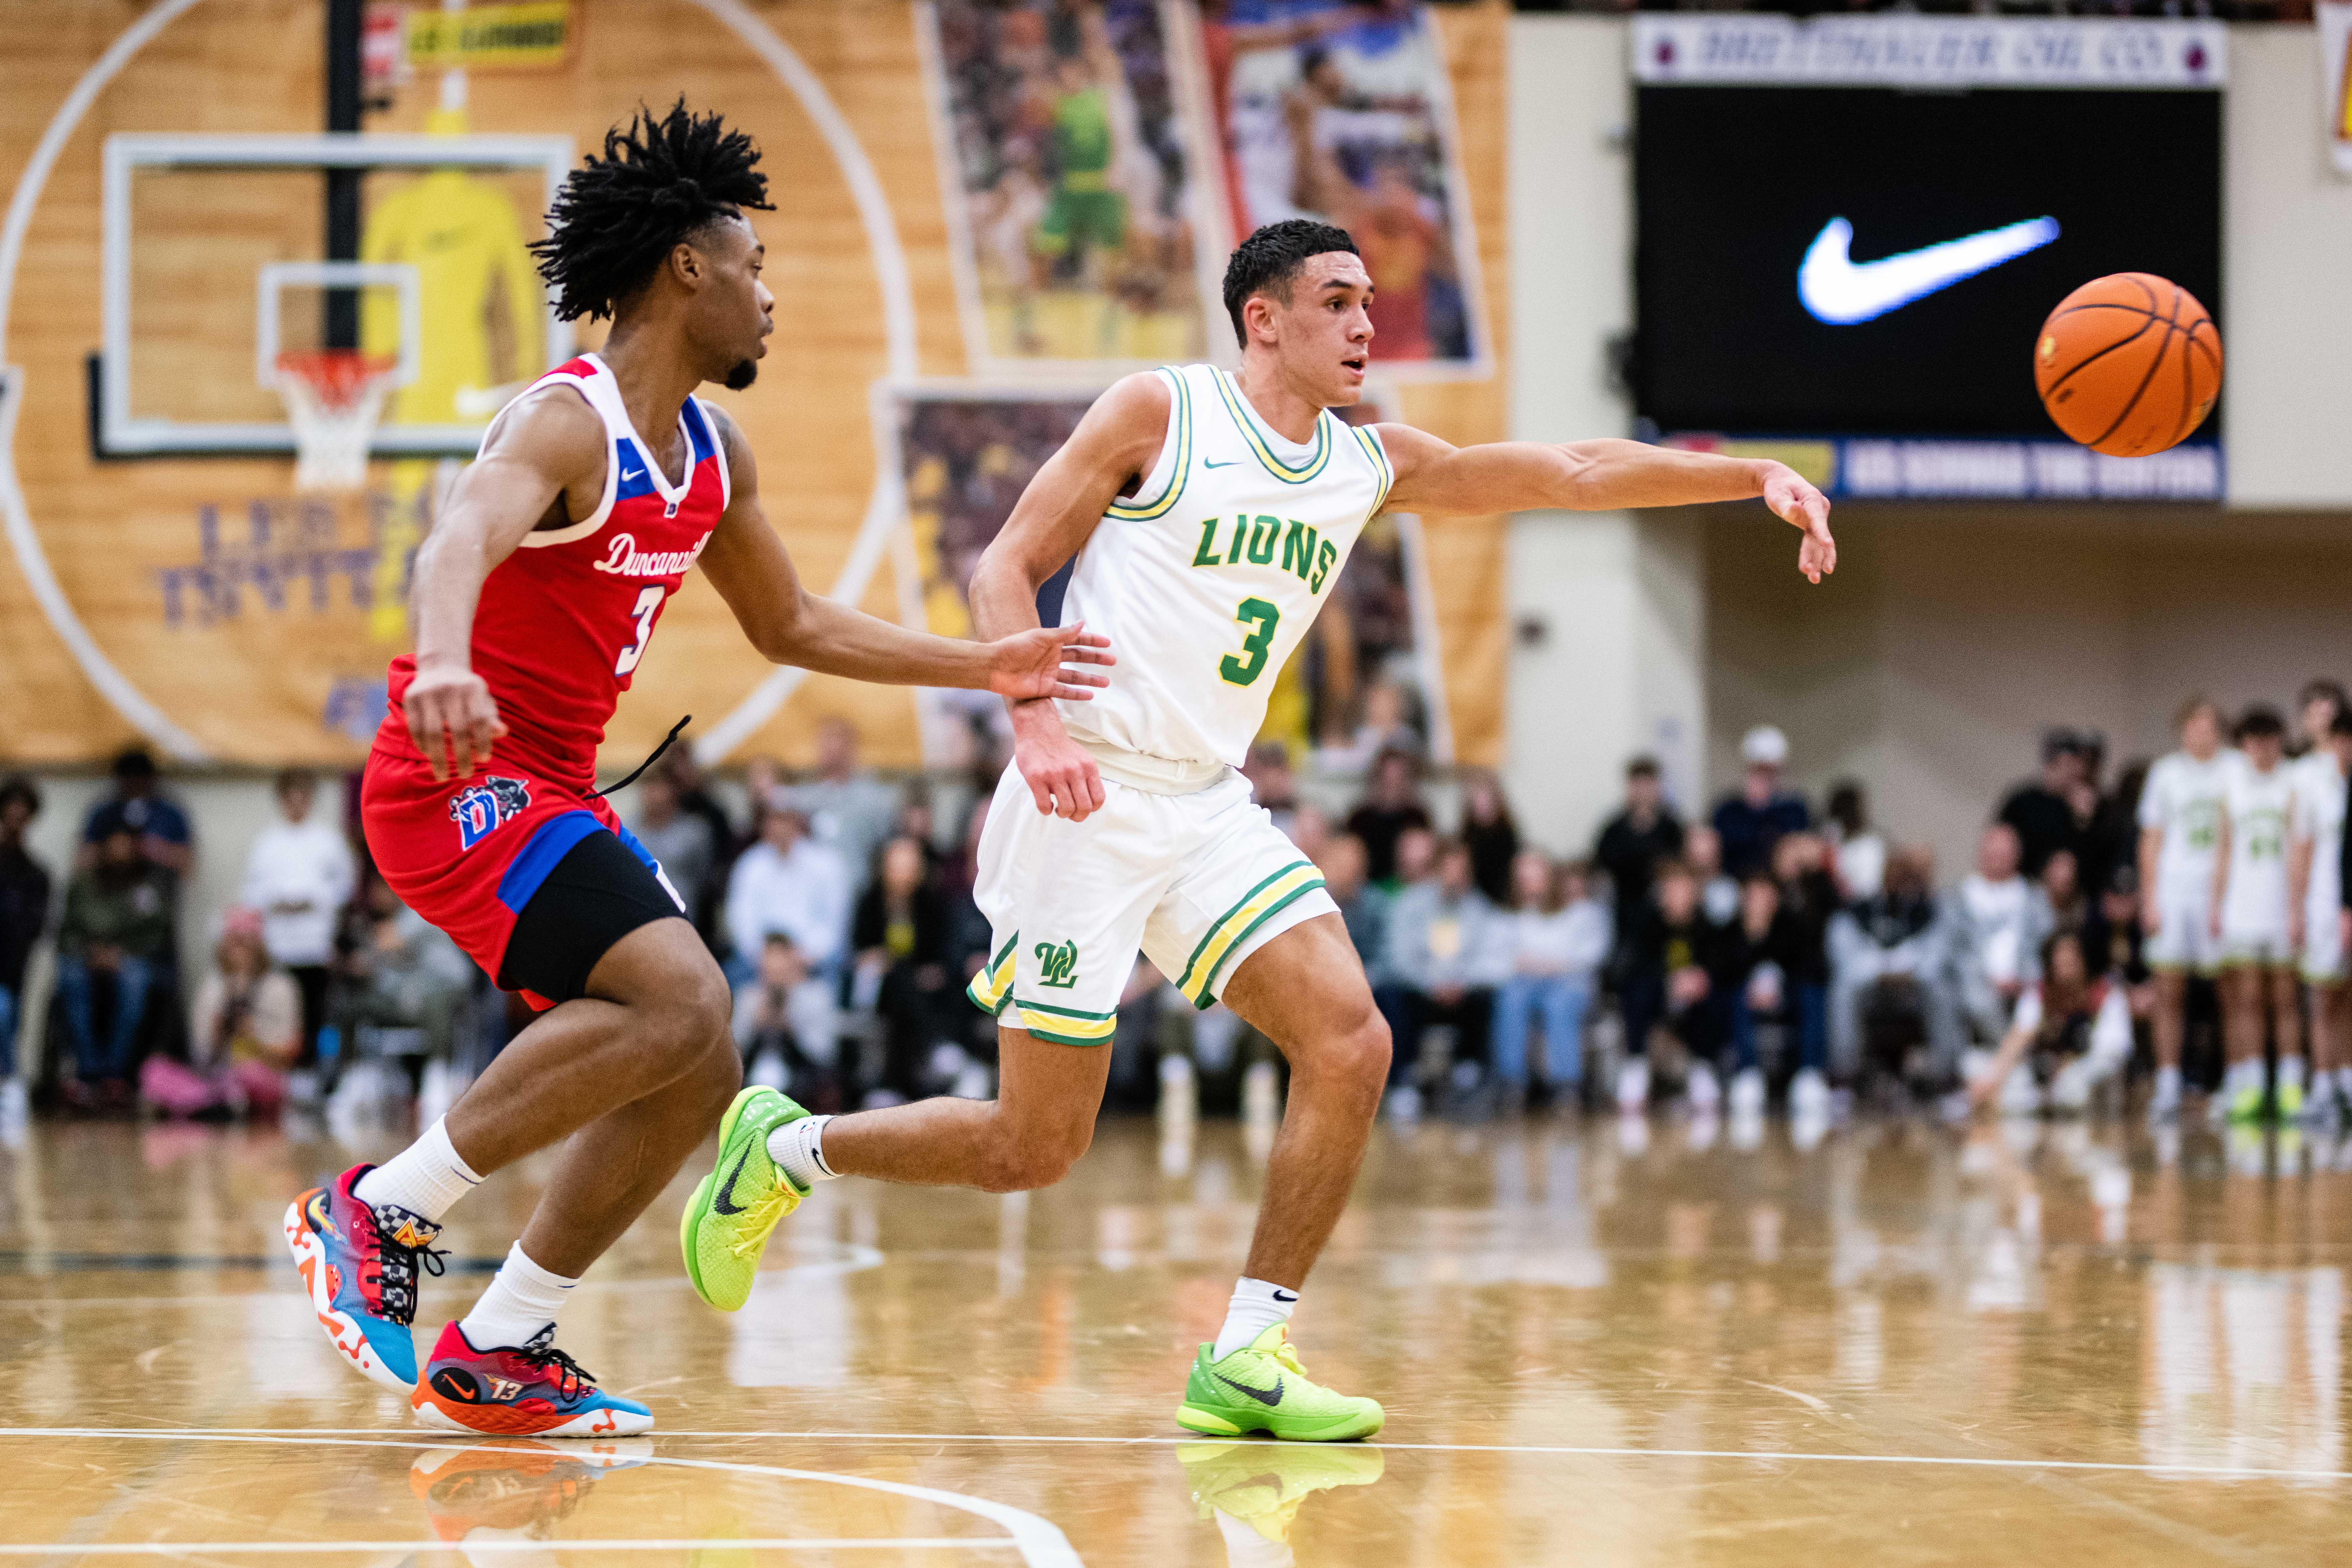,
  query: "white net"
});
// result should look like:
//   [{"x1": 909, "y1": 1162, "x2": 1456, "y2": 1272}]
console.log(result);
[{"x1": 272, "y1": 351, "x2": 398, "y2": 493}]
